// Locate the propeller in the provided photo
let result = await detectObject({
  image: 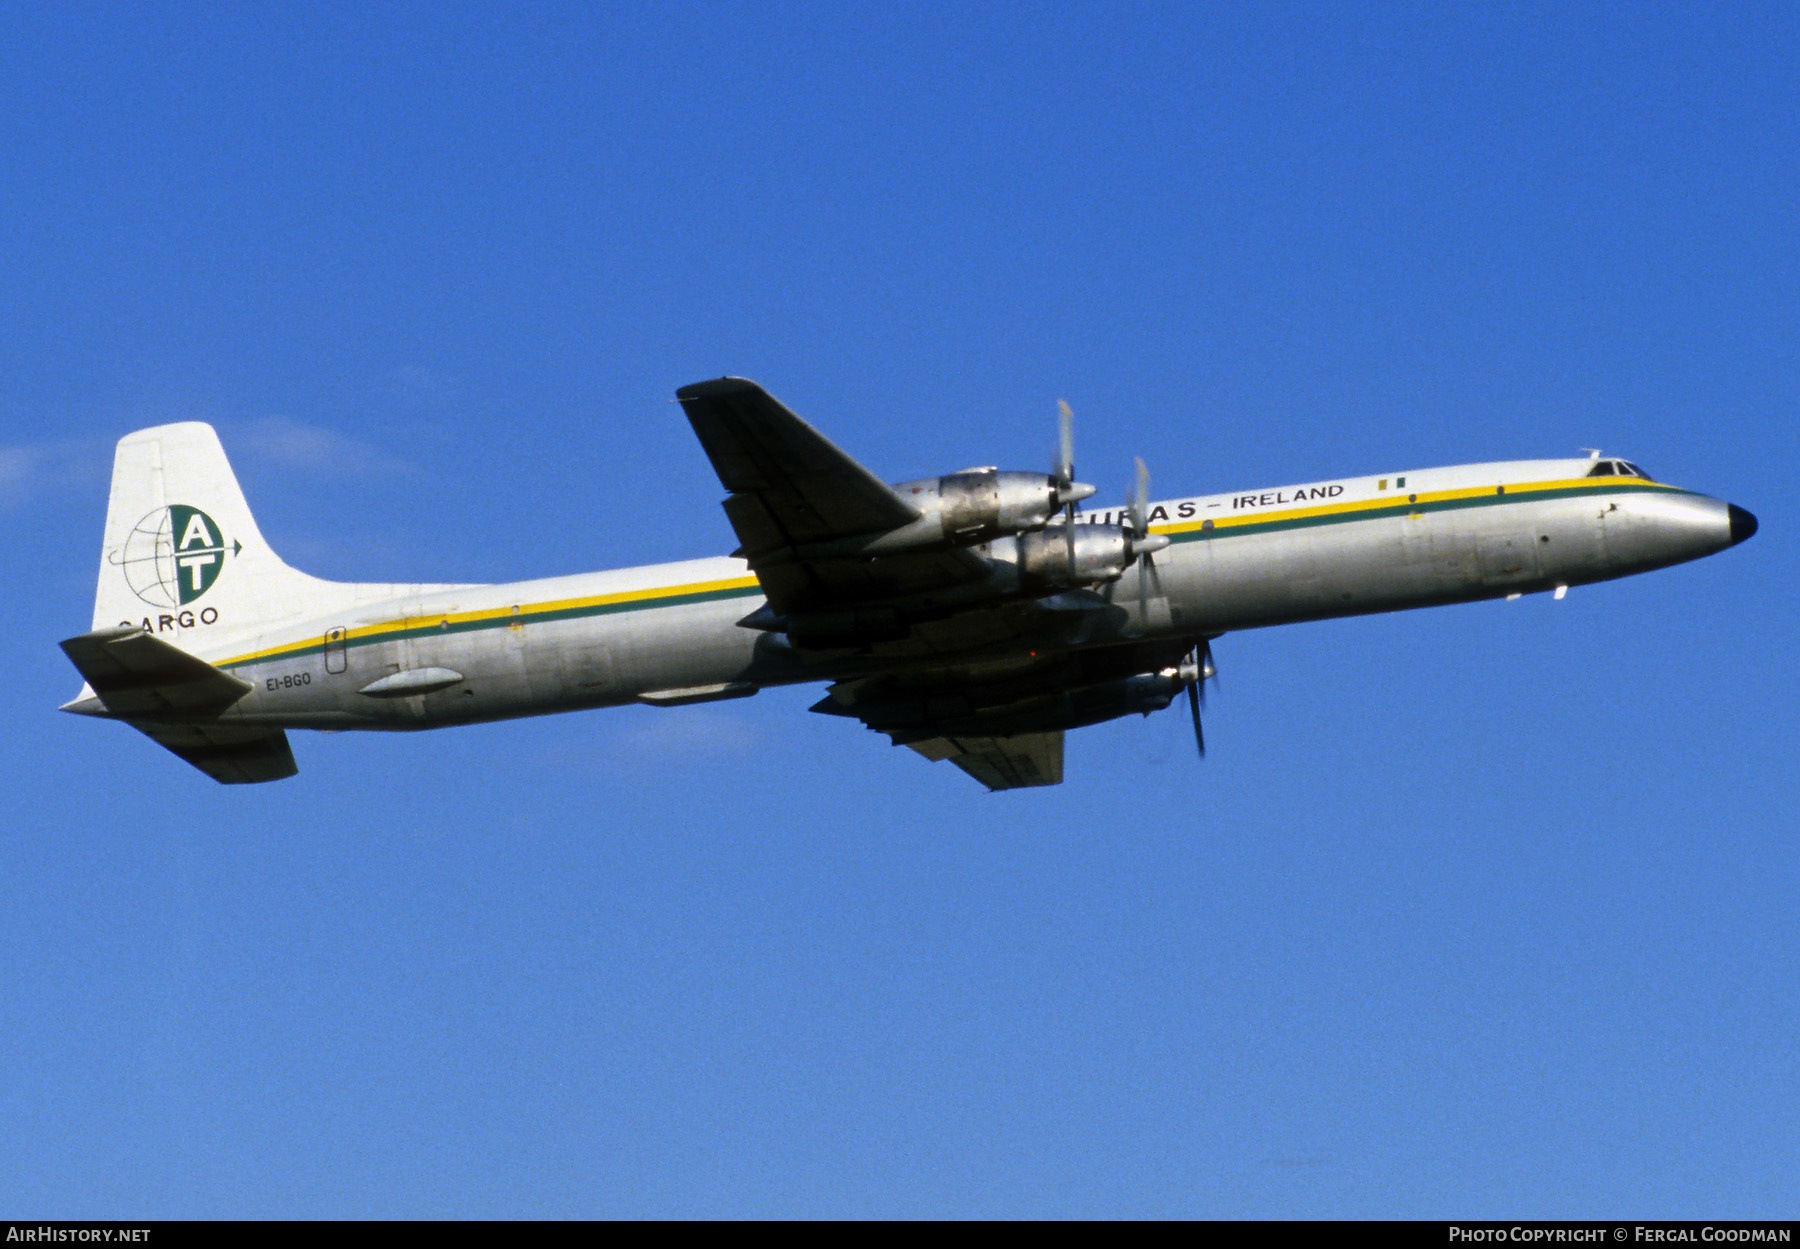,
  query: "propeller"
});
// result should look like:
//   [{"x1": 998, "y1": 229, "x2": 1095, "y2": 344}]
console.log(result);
[
  {"x1": 1180, "y1": 640, "x2": 1218, "y2": 758},
  {"x1": 1055, "y1": 400, "x2": 1076, "y2": 493},
  {"x1": 1051, "y1": 400, "x2": 1094, "y2": 563},
  {"x1": 1124, "y1": 455, "x2": 1171, "y2": 621}
]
